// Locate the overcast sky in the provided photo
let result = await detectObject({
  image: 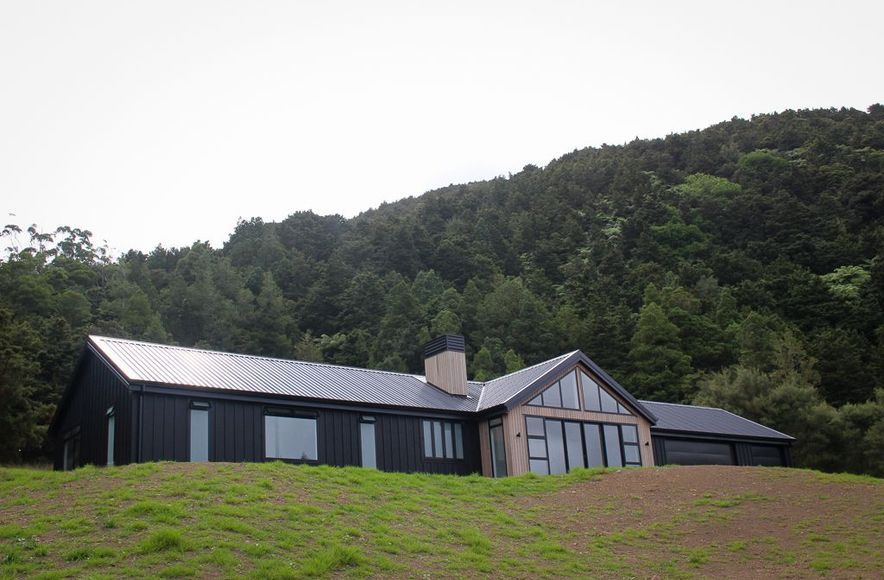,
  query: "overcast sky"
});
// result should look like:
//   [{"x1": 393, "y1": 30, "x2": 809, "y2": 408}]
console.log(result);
[{"x1": 2, "y1": 1, "x2": 882, "y2": 253}]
